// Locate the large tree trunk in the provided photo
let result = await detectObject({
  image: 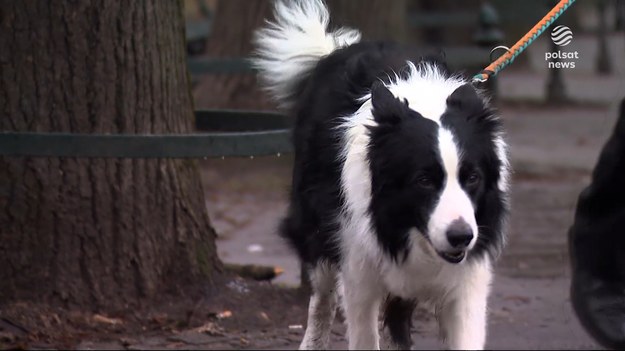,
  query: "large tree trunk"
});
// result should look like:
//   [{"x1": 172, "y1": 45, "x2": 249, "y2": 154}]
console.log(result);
[
  {"x1": 0, "y1": 1, "x2": 220, "y2": 310},
  {"x1": 194, "y1": 0, "x2": 273, "y2": 110},
  {"x1": 327, "y1": 0, "x2": 407, "y2": 42}
]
